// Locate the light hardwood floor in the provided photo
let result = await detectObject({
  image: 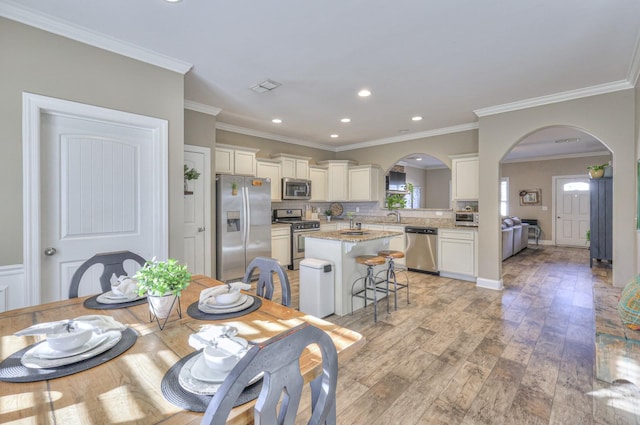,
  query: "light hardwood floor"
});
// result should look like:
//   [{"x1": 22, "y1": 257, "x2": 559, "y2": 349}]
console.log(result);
[{"x1": 278, "y1": 245, "x2": 640, "y2": 425}]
